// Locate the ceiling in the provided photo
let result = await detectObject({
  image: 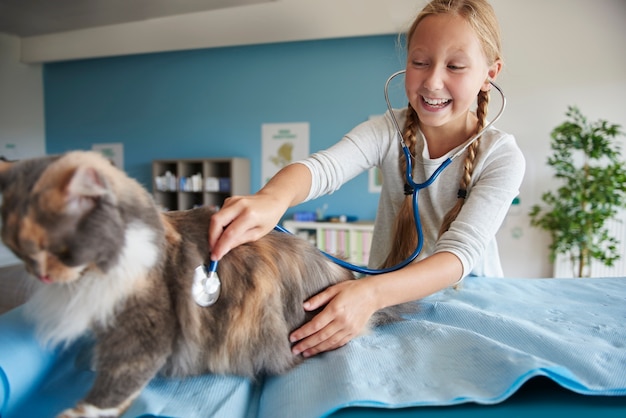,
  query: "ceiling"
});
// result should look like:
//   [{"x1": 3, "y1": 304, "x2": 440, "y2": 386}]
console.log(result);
[{"x1": 0, "y1": 0, "x2": 274, "y2": 37}]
